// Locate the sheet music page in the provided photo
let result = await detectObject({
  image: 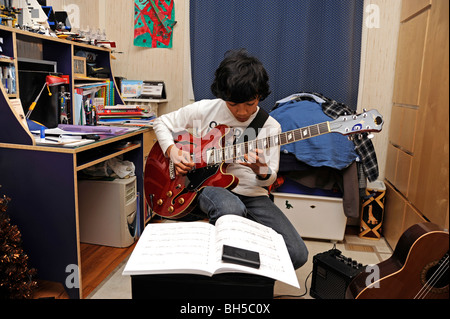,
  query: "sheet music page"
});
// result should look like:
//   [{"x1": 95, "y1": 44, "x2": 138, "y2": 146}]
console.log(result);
[
  {"x1": 123, "y1": 221, "x2": 216, "y2": 276},
  {"x1": 213, "y1": 215, "x2": 300, "y2": 288}
]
